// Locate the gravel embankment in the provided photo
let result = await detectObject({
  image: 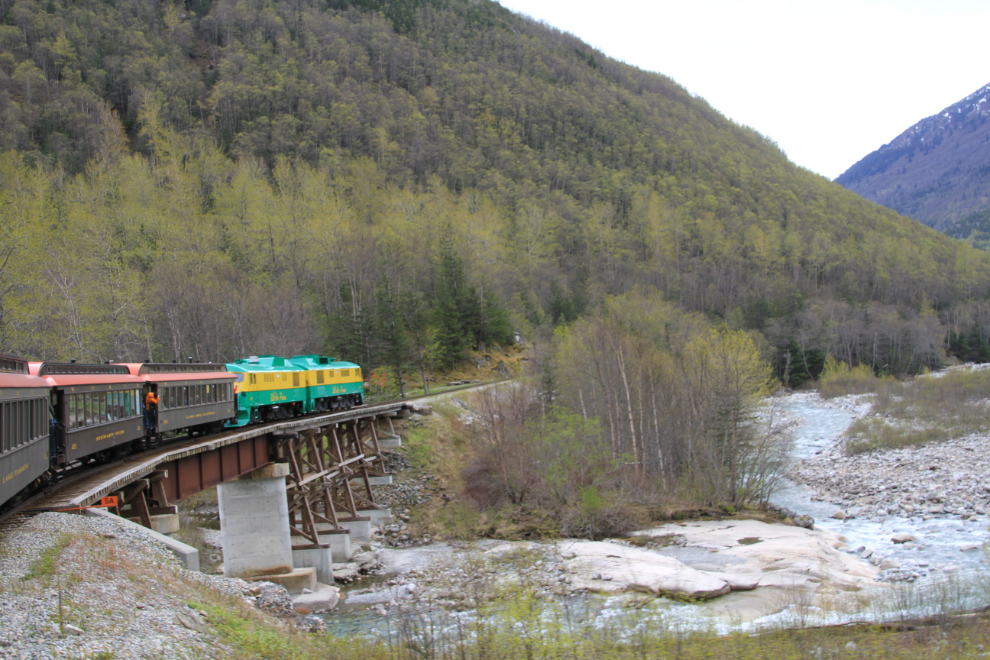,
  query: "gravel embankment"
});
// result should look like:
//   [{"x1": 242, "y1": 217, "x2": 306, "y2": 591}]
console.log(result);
[{"x1": 0, "y1": 512, "x2": 306, "y2": 659}]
